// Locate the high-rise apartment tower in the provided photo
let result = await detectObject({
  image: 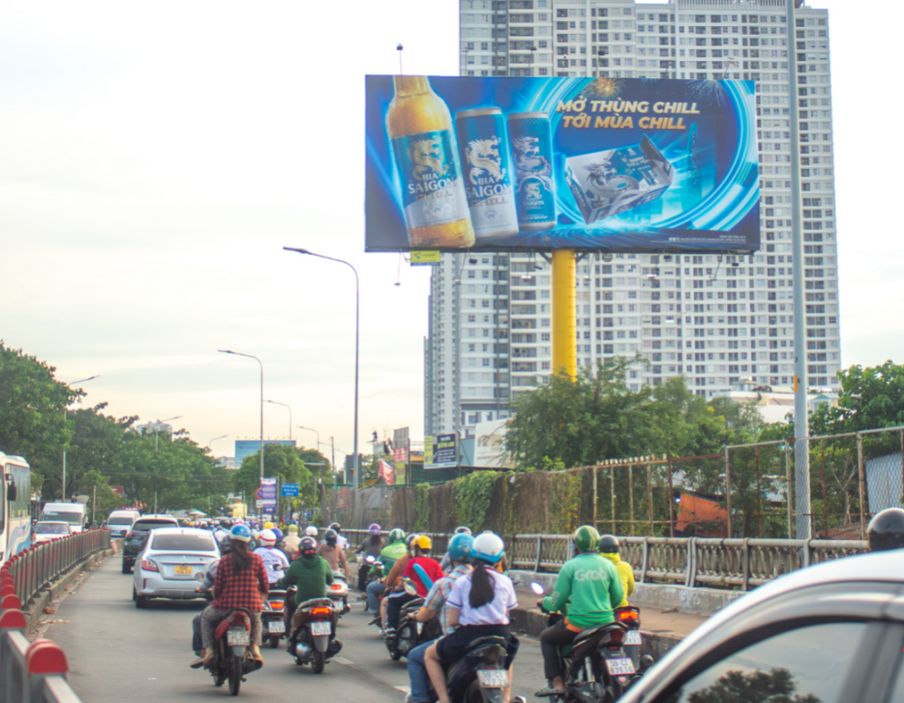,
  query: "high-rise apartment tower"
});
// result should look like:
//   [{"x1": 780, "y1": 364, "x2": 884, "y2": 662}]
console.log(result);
[{"x1": 425, "y1": 0, "x2": 839, "y2": 438}]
